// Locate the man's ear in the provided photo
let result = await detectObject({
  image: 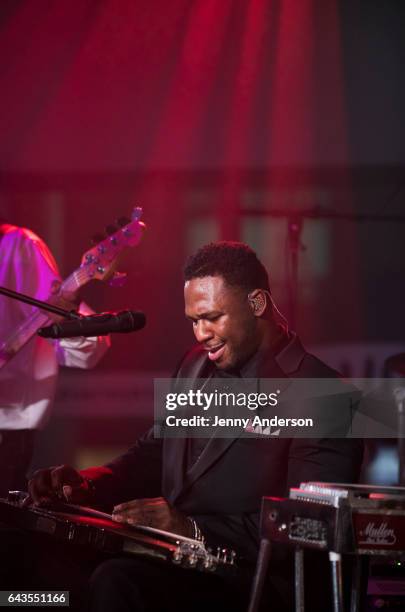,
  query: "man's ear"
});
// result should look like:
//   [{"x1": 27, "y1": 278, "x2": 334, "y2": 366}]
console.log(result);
[{"x1": 248, "y1": 289, "x2": 267, "y2": 317}]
